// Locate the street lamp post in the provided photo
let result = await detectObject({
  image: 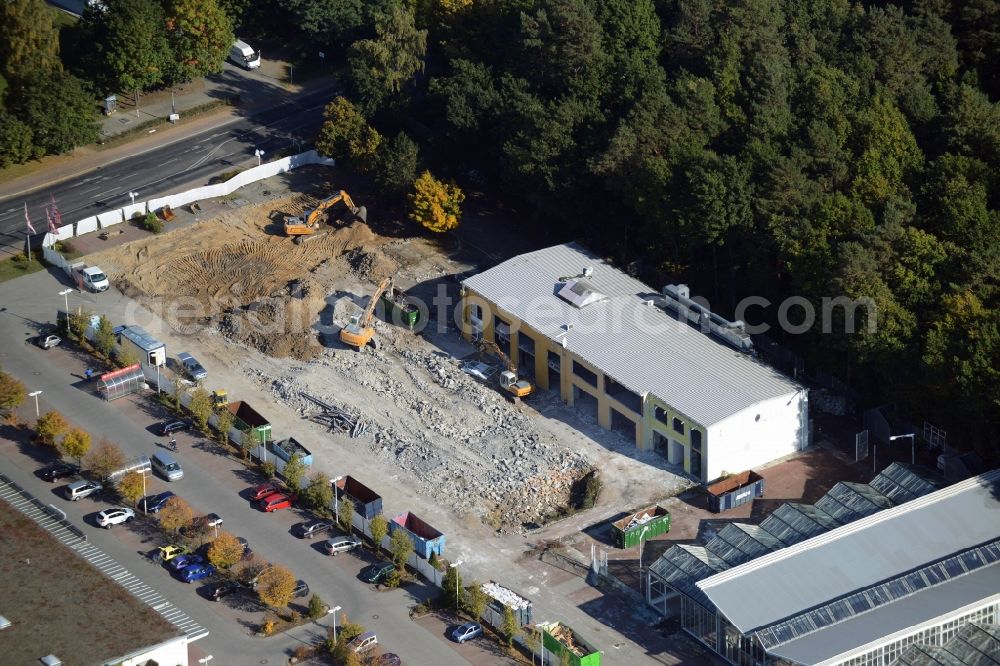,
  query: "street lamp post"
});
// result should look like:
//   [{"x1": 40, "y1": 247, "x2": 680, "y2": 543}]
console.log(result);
[
  {"x1": 128, "y1": 191, "x2": 138, "y2": 205},
  {"x1": 450, "y1": 560, "x2": 463, "y2": 610},
  {"x1": 254, "y1": 149, "x2": 265, "y2": 166},
  {"x1": 141, "y1": 468, "x2": 147, "y2": 514},
  {"x1": 332, "y1": 475, "x2": 344, "y2": 527},
  {"x1": 638, "y1": 525, "x2": 651, "y2": 571},
  {"x1": 58, "y1": 289, "x2": 72, "y2": 334},
  {"x1": 328, "y1": 605, "x2": 342, "y2": 643},
  {"x1": 889, "y1": 433, "x2": 916, "y2": 465},
  {"x1": 28, "y1": 390, "x2": 43, "y2": 417}
]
